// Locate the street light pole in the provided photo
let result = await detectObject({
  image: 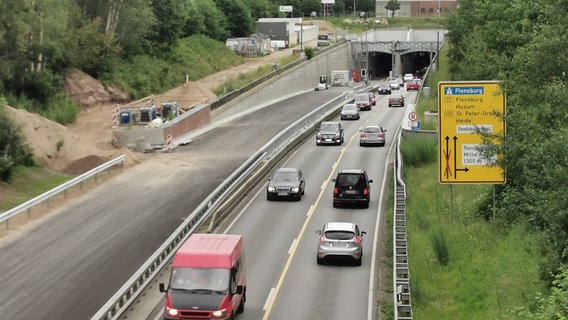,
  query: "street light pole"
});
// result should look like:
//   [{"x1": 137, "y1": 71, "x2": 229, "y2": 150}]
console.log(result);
[
  {"x1": 354, "y1": 0, "x2": 356, "y2": 17},
  {"x1": 301, "y1": 23, "x2": 303, "y2": 52}
]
